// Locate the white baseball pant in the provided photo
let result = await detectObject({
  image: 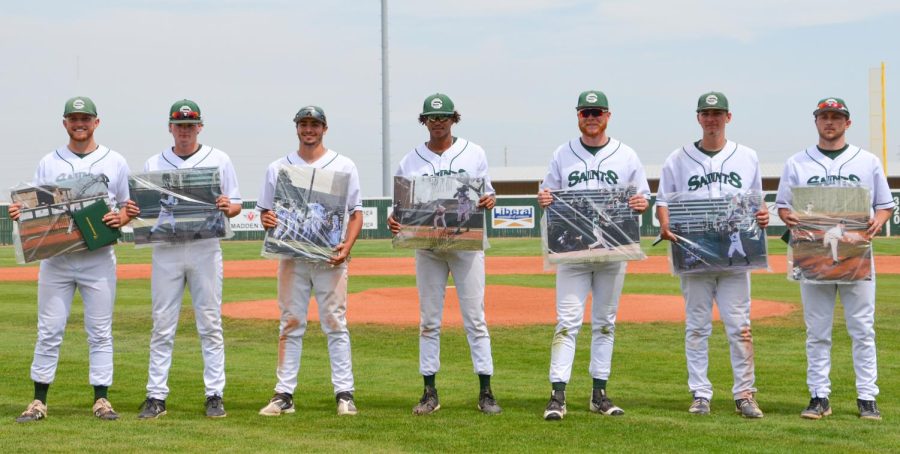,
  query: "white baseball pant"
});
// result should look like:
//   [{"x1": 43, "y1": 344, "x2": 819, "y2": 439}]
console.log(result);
[
  {"x1": 681, "y1": 271, "x2": 756, "y2": 400},
  {"x1": 416, "y1": 249, "x2": 493, "y2": 376},
  {"x1": 32, "y1": 247, "x2": 117, "y2": 386},
  {"x1": 800, "y1": 281, "x2": 878, "y2": 400},
  {"x1": 146, "y1": 239, "x2": 225, "y2": 399},
  {"x1": 273, "y1": 259, "x2": 354, "y2": 395},
  {"x1": 549, "y1": 261, "x2": 626, "y2": 383}
]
